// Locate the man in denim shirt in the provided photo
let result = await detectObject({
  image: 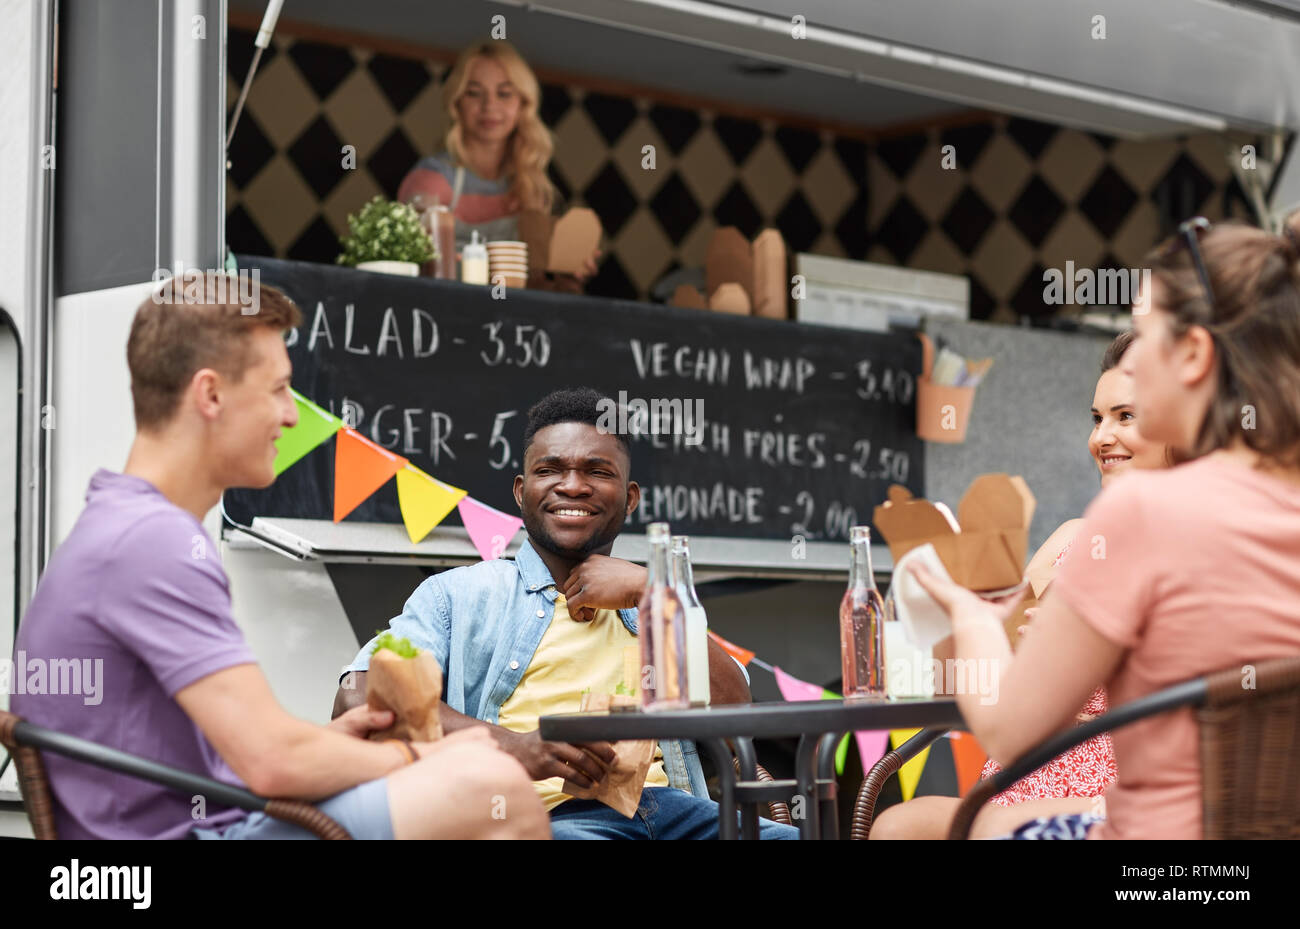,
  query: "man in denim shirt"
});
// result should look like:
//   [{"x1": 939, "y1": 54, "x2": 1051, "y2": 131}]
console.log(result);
[{"x1": 335, "y1": 388, "x2": 797, "y2": 839}]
